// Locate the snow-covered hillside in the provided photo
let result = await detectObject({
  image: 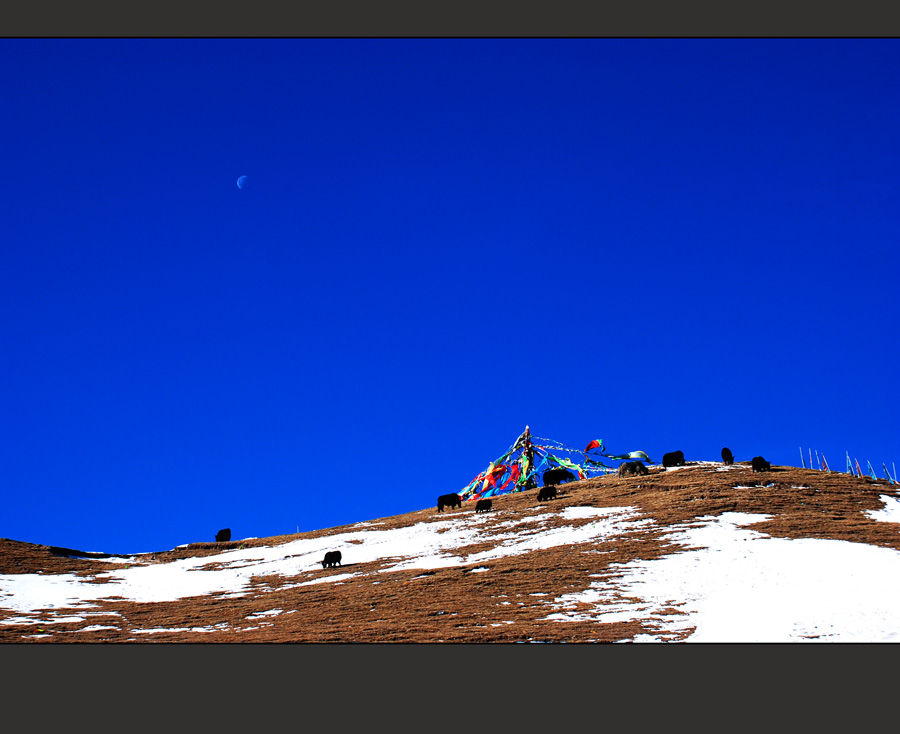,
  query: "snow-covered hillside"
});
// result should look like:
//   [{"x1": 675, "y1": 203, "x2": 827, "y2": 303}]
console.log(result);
[{"x1": 3, "y1": 463, "x2": 900, "y2": 642}]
